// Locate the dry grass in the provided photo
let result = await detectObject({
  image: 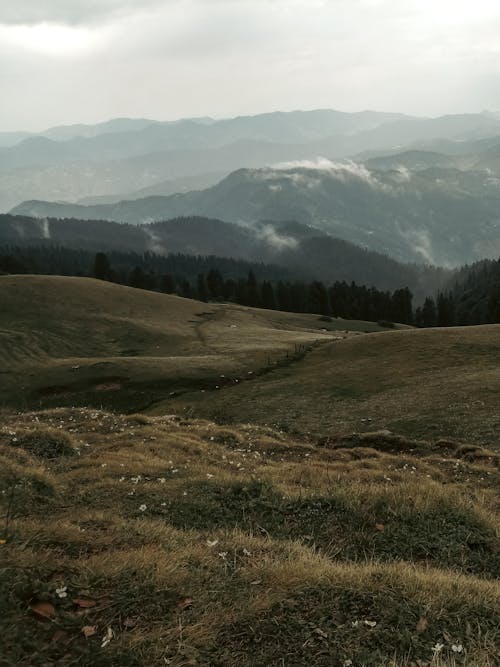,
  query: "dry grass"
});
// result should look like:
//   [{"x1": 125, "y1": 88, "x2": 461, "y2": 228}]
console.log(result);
[
  {"x1": 0, "y1": 275, "x2": 382, "y2": 413},
  {"x1": 166, "y1": 325, "x2": 500, "y2": 445},
  {"x1": 1, "y1": 407, "x2": 499, "y2": 666}
]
